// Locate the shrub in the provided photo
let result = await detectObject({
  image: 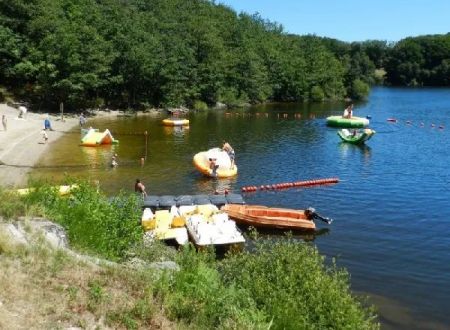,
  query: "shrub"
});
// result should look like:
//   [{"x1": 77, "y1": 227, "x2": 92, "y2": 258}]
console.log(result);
[
  {"x1": 22, "y1": 180, "x2": 143, "y2": 260},
  {"x1": 156, "y1": 245, "x2": 269, "y2": 328},
  {"x1": 0, "y1": 188, "x2": 27, "y2": 219},
  {"x1": 310, "y1": 85, "x2": 325, "y2": 102},
  {"x1": 350, "y1": 79, "x2": 370, "y2": 100},
  {"x1": 220, "y1": 237, "x2": 379, "y2": 330},
  {"x1": 193, "y1": 100, "x2": 208, "y2": 111}
]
